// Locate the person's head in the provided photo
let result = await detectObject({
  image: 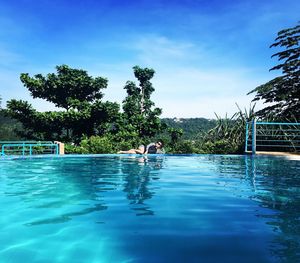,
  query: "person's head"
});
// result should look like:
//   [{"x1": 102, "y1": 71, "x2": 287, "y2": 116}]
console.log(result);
[{"x1": 155, "y1": 140, "x2": 164, "y2": 149}]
